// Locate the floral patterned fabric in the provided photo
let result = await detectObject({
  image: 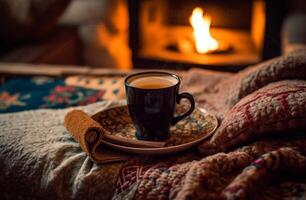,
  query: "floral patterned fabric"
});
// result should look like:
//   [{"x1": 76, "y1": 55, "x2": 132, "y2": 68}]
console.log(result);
[{"x1": 0, "y1": 76, "x2": 105, "y2": 113}]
